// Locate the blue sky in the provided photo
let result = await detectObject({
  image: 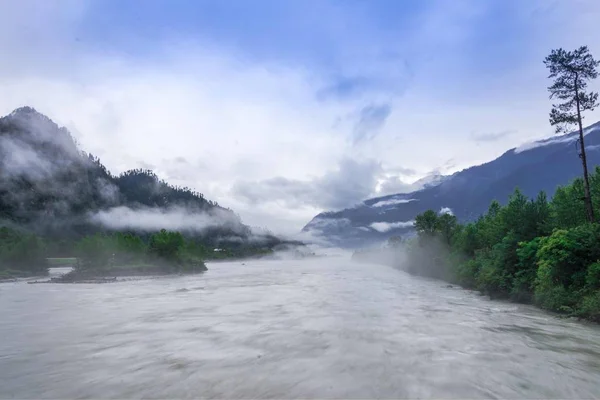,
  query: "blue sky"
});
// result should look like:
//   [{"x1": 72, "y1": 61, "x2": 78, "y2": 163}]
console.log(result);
[
  {"x1": 1, "y1": 0, "x2": 599, "y2": 234},
  {"x1": 74, "y1": 0, "x2": 534, "y2": 100}
]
